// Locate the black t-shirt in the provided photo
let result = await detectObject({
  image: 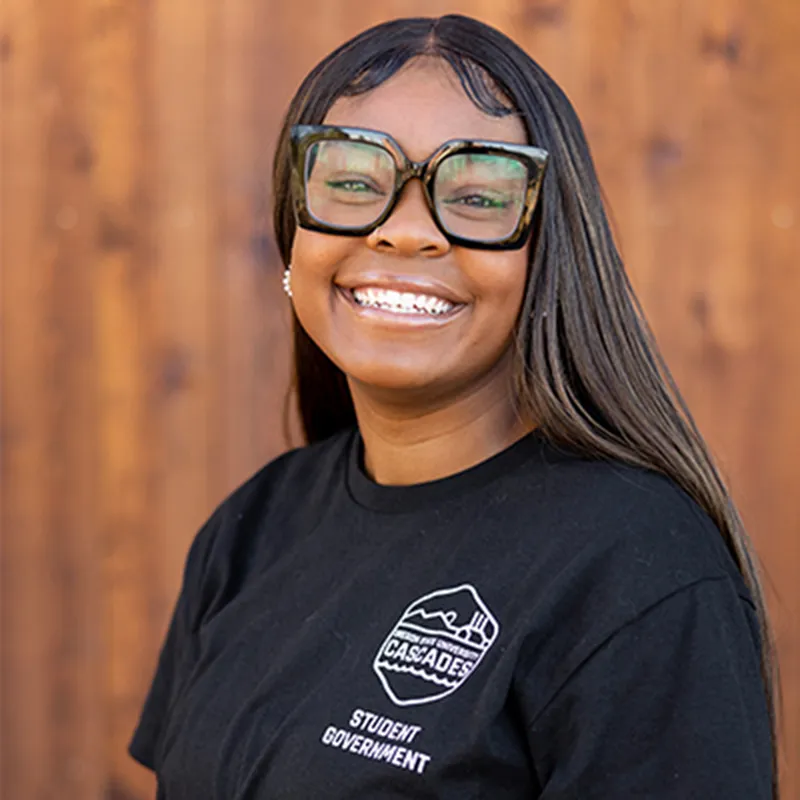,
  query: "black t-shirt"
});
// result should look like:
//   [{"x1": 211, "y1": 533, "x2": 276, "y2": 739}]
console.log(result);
[{"x1": 129, "y1": 427, "x2": 772, "y2": 798}]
